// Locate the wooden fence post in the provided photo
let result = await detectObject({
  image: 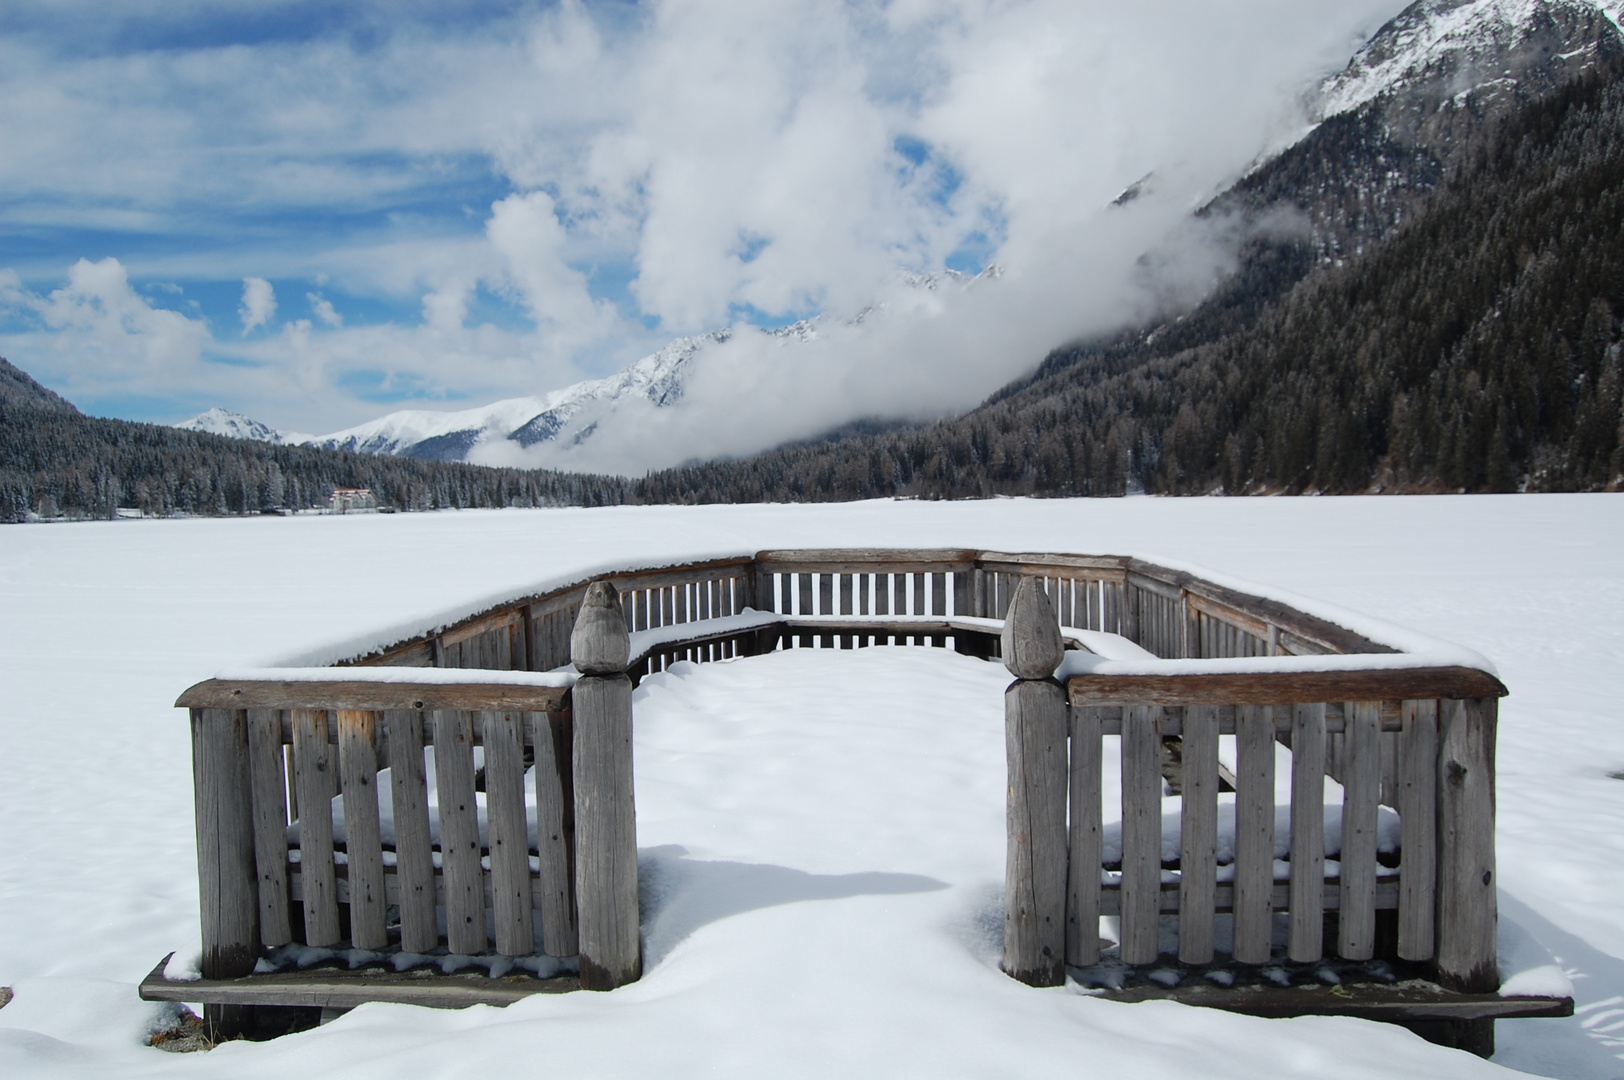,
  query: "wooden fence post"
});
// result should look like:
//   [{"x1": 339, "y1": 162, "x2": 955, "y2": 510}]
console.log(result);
[
  {"x1": 571, "y1": 580, "x2": 642, "y2": 991},
  {"x1": 191, "y1": 706, "x2": 258, "y2": 1039},
  {"x1": 1002, "y1": 576, "x2": 1069, "y2": 987}
]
